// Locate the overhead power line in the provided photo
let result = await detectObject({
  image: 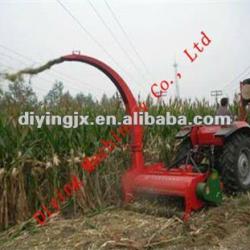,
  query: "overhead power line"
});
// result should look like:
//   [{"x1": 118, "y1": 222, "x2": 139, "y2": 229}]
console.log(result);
[
  {"x1": 87, "y1": 0, "x2": 147, "y2": 81},
  {"x1": 56, "y1": 0, "x2": 114, "y2": 62},
  {"x1": 56, "y1": 0, "x2": 140, "y2": 86},
  {"x1": 222, "y1": 65, "x2": 250, "y2": 91},
  {"x1": 0, "y1": 62, "x2": 15, "y2": 70},
  {"x1": 104, "y1": 0, "x2": 152, "y2": 78}
]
